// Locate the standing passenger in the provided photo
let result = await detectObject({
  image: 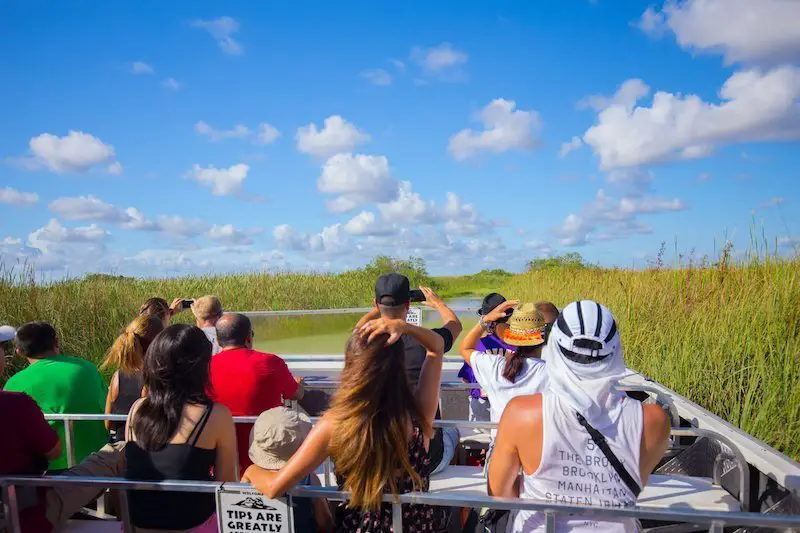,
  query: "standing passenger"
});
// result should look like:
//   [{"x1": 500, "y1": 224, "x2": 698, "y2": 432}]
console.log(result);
[
  {"x1": 191, "y1": 295, "x2": 223, "y2": 355},
  {"x1": 209, "y1": 313, "x2": 304, "y2": 476},
  {"x1": 243, "y1": 316, "x2": 450, "y2": 533},
  {"x1": 459, "y1": 301, "x2": 558, "y2": 434},
  {"x1": 488, "y1": 301, "x2": 671, "y2": 532},
  {"x1": 125, "y1": 324, "x2": 237, "y2": 532},
  {"x1": 356, "y1": 275, "x2": 463, "y2": 475},
  {"x1": 101, "y1": 315, "x2": 164, "y2": 440},
  {"x1": 138, "y1": 297, "x2": 187, "y2": 329}
]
